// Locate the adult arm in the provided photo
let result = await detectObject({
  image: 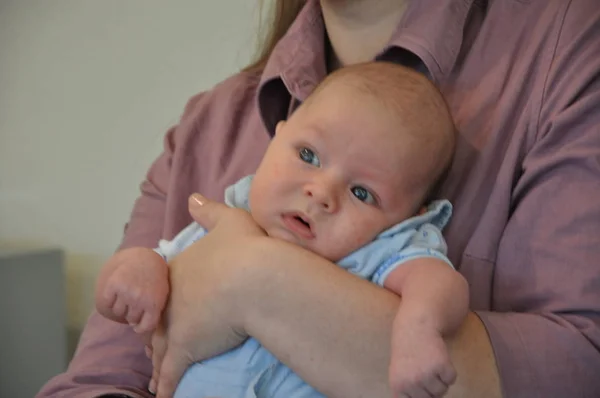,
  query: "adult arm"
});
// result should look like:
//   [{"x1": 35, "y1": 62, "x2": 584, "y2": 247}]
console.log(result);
[
  {"x1": 474, "y1": 2, "x2": 600, "y2": 396},
  {"x1": 238, "y1": 238, "x2": 500, "y2": 398},
  {"x1": 151, "y1": 196, "x2": 501, "y2": 398},
  {"x1": 153, "y1": 4, "x2": 600, "y2": 395},
  {"x1": 243, "y1": 4, "x2": 600, "y2": 397}
]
